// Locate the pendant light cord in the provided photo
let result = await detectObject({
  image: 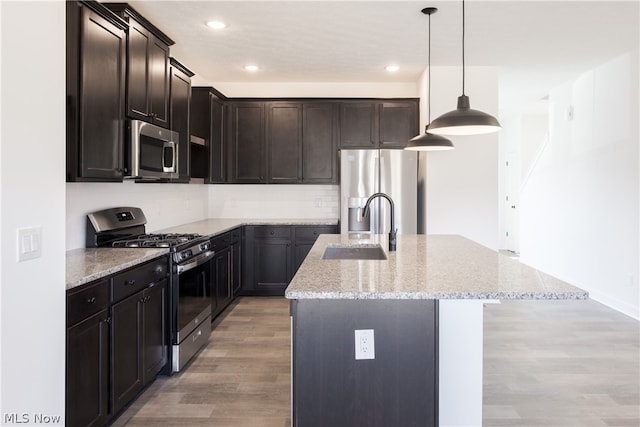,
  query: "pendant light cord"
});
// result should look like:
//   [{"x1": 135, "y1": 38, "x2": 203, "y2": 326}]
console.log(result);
[
  {"x1": 427, "y1": 12, "x2": 432, "y2": 123},
  {"x1": 462, "y1": 0, "x2": 465, "y2": 95}
]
